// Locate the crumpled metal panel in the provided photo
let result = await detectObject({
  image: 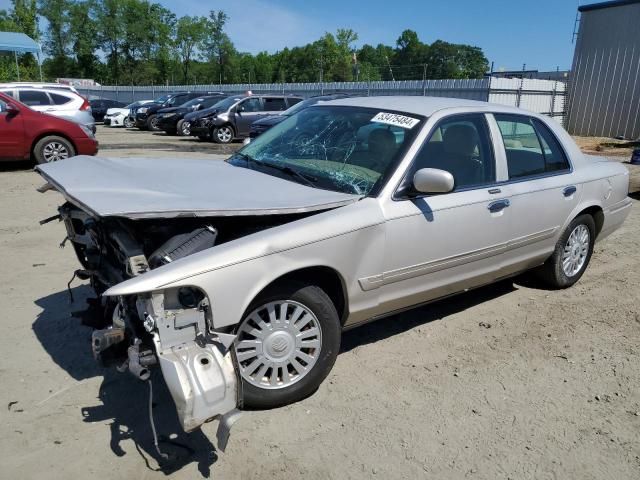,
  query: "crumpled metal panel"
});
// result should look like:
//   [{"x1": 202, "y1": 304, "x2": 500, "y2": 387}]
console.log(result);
[{"x1": 36, "y1": 156, "x2": 361, "y2": 219}]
